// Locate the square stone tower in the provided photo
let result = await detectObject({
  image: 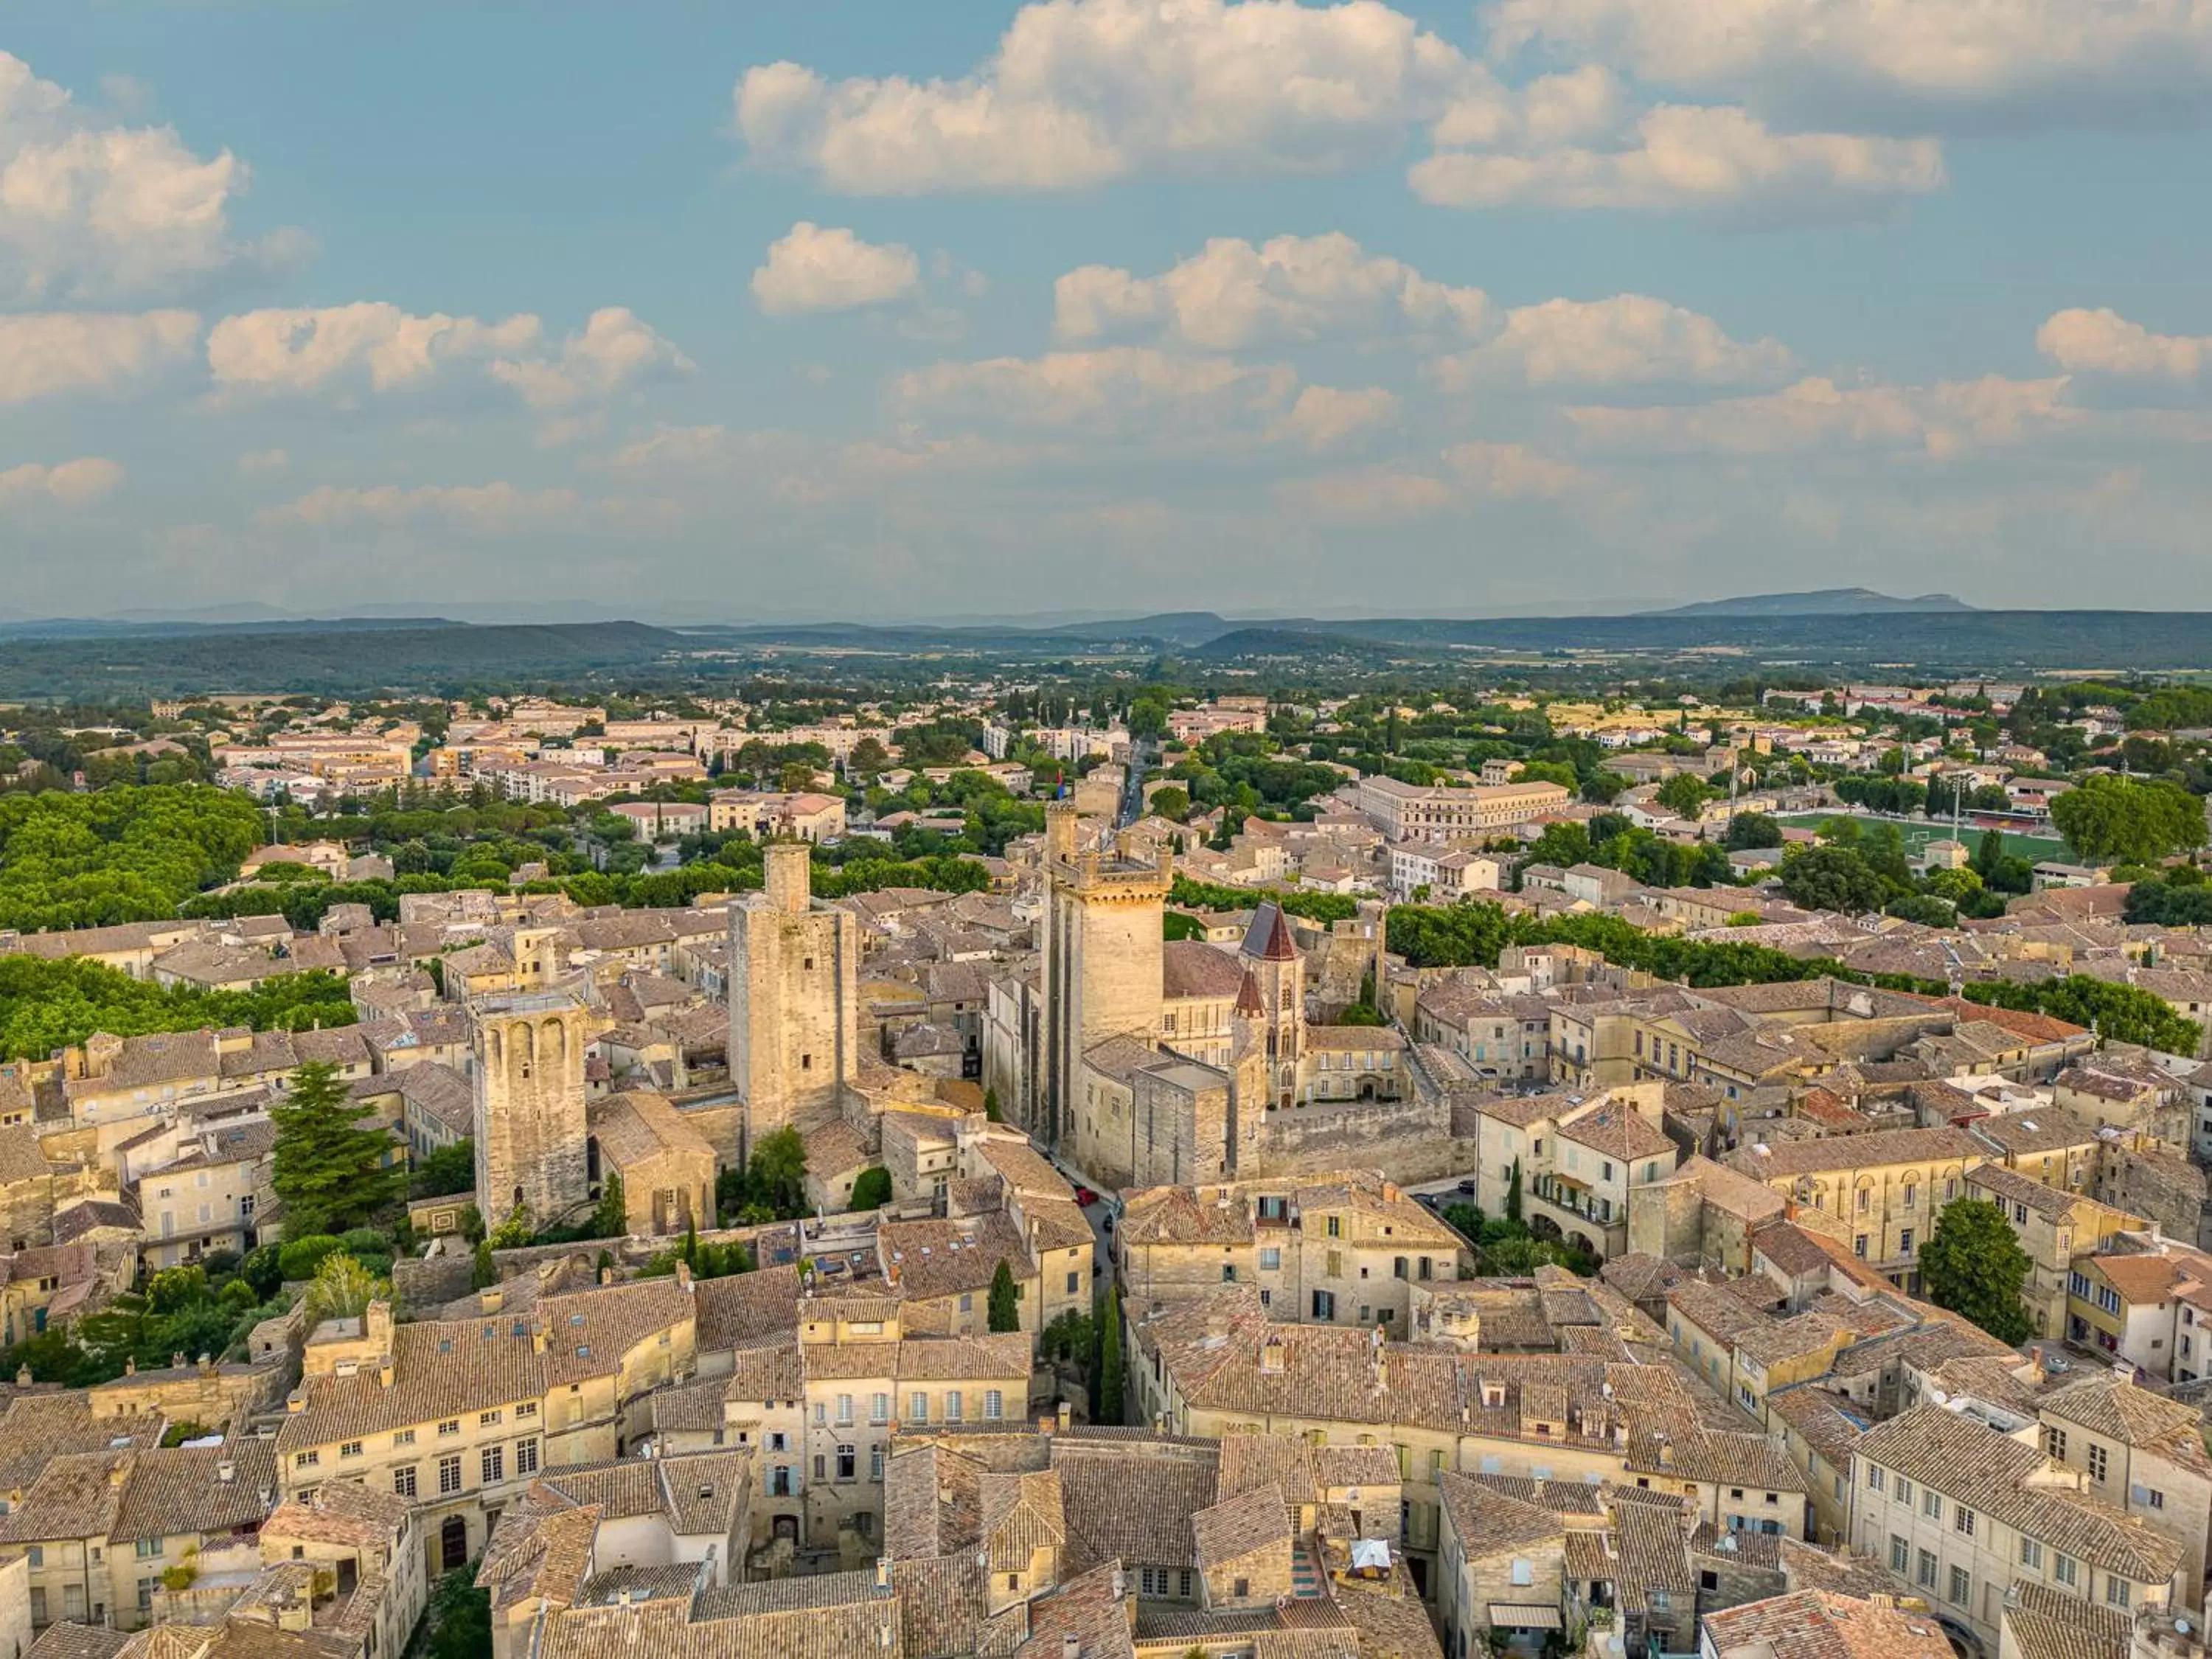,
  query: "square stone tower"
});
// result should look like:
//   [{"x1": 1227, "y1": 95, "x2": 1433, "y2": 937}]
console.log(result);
[
  {"x1": 729, "y1": 841, "x2": 858, "y2": 1158},
  {"x1": 471, "y1": 987, "x2": 598, "y2": 1228}
]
